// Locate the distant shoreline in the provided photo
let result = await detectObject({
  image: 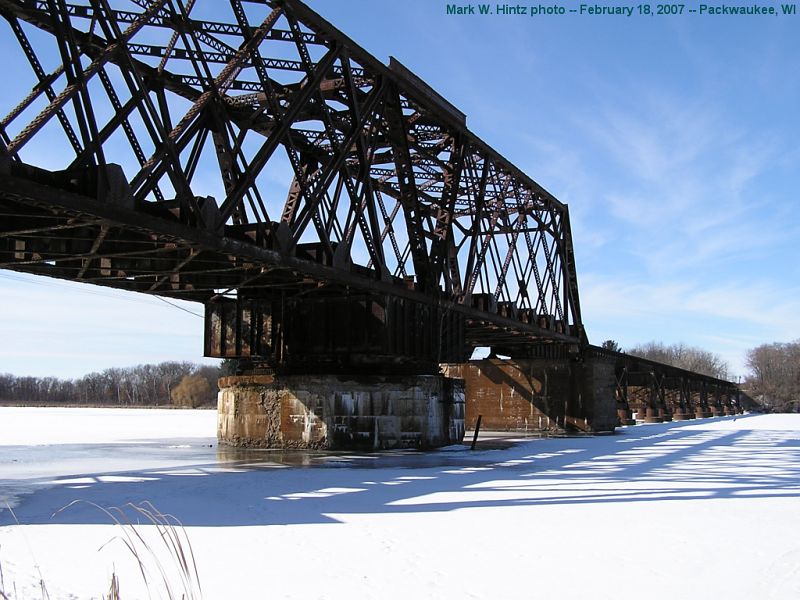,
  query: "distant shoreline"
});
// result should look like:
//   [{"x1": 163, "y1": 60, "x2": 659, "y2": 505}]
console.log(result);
[{"x1": 0, "y1": 402, "x2": 215, "y2": 409}]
